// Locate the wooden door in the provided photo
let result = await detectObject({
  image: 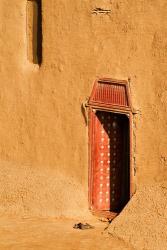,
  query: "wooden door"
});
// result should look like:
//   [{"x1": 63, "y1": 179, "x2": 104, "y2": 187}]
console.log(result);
[{"x1": 90, "y1": 110, "x2": 130, "y2": 213}]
